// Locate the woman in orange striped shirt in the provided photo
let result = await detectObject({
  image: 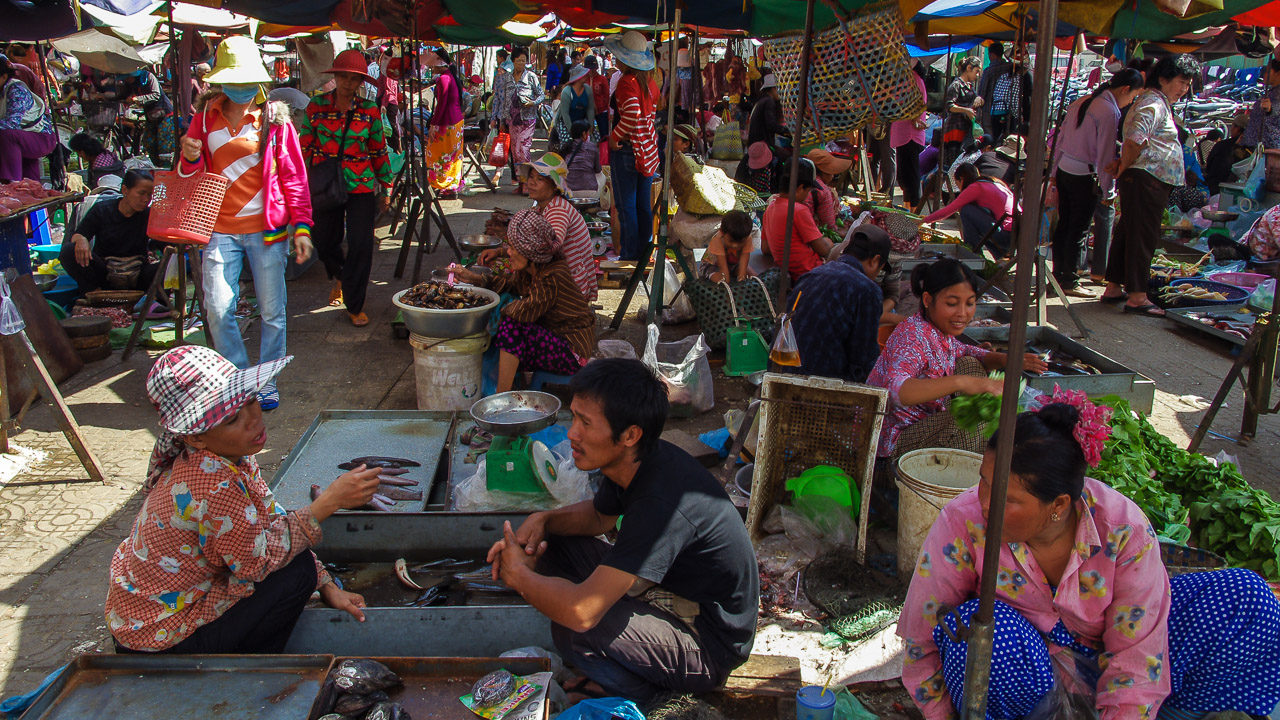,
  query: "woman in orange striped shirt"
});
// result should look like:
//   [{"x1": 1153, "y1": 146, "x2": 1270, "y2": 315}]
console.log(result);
[{"x1": 179, "y1": 37, "x2": 313, "y2": 411}]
